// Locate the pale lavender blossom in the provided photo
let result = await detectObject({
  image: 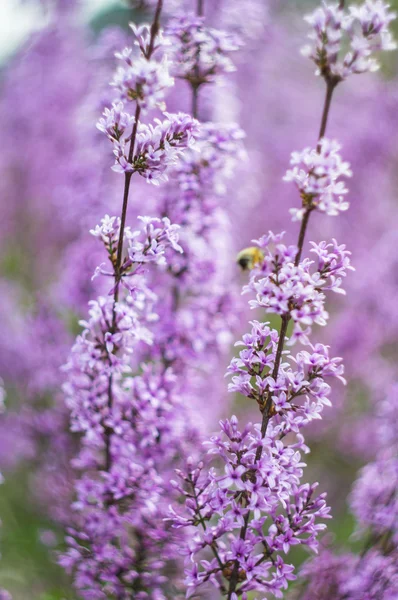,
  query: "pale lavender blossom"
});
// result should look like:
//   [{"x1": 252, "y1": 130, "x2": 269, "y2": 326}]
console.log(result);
[
  {"x1": 302, "y1": 0, "x2": 396, "y2": 81},
  {"x1": 284, "y1": 138, "x2": 352, "y2": 220},
  {"x1": 61, "y1": 216, "x2": 197, "y2": 597},
  {"x1": 350, "y1": 385, "x2": 398, "y2": 544},
  {"x1": 96, "y1": 102, "x2": 135, "y2": 141},
  {"x1": 242, "y1": 232, "x2": 353, "y2": 342},
  {"x1": 61, "y1": 3, "x2": 206, "y2": 596},
  {"x1": 107, "y1": 112, "x2": 199, "y2": 182},
  {"x1": 166, "y1": 14, "x2": 243, "y2": 86},
  {"x1": 297, "y1": 548, "x2": 398, "y2": 599}
]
